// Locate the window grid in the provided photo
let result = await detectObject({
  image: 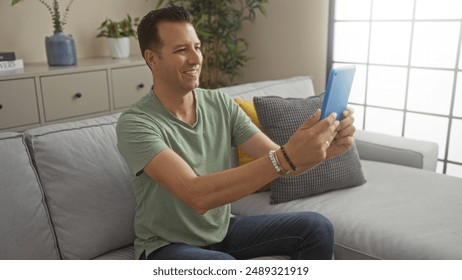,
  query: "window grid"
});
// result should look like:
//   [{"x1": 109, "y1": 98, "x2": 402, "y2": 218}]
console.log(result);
[{"x1": 328, "y1": 0, "x2": 462, "y2": 177}]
